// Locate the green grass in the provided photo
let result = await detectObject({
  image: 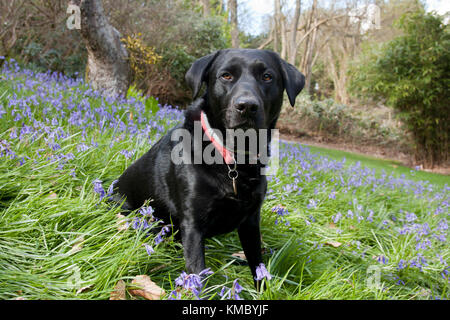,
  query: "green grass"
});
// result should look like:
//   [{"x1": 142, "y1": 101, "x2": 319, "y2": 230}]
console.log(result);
[
  {"x1": 305, "y1": 144, "x2": 449, "y2": 188},
  {"x1": 0, "y1": 62, "x2": 448, "y2": 300}
]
